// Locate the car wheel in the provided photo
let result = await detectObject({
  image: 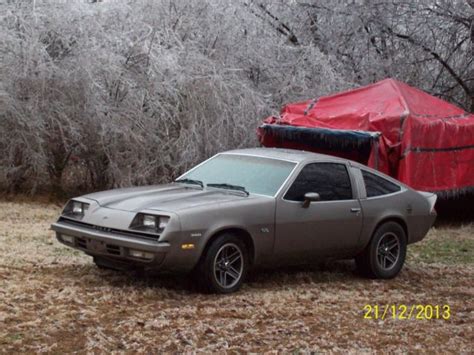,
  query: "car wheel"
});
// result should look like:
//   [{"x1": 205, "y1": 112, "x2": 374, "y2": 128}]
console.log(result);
[
  {"x1": 356, "y1": 221, "x2": 407, "y2": 279},
  {"x1": 197, "y1": 233, "x2": 248, "y2": 294}
]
